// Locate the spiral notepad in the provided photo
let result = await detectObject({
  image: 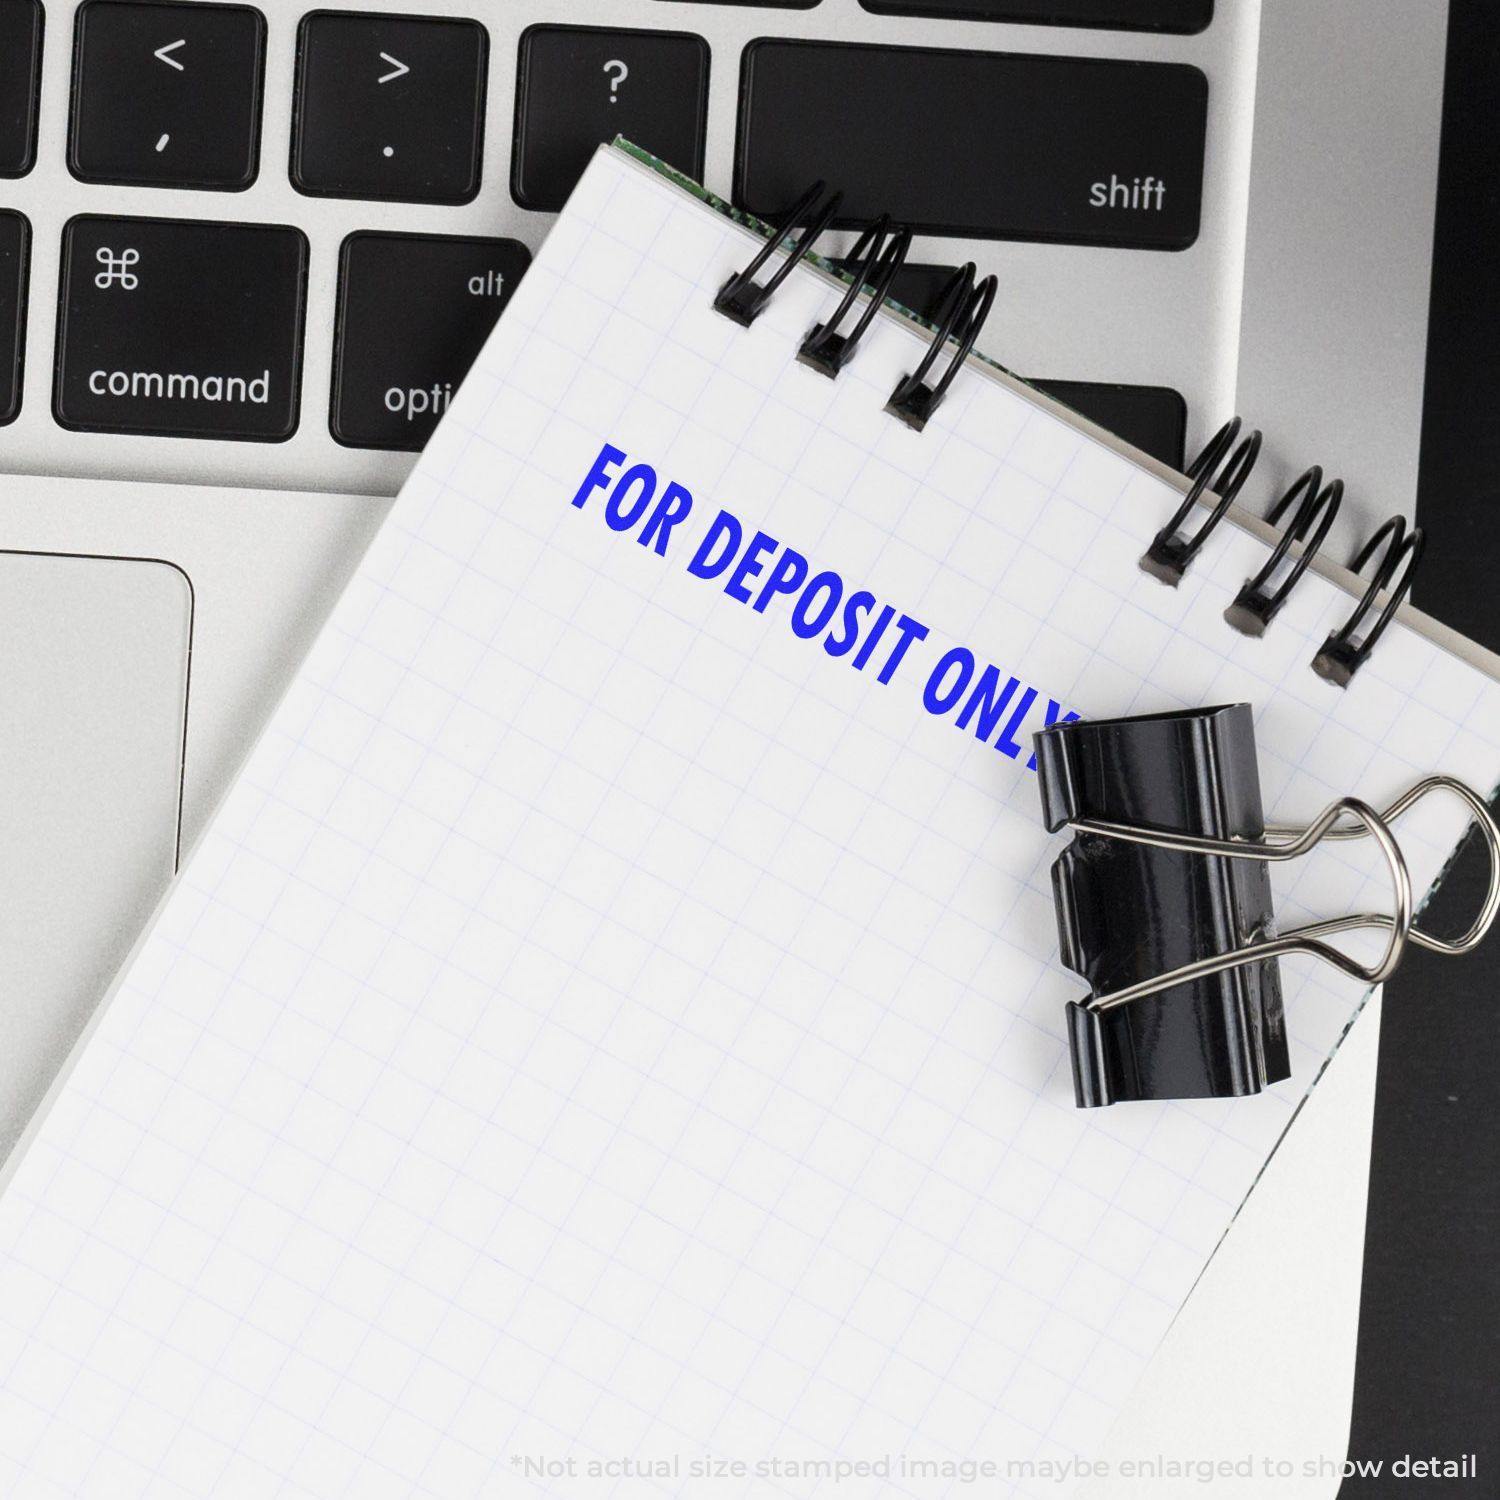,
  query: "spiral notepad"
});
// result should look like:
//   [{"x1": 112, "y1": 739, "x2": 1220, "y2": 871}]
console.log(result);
[{"x1": 2, "y1": 142, "x2": 1498, "y2": 1499}]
